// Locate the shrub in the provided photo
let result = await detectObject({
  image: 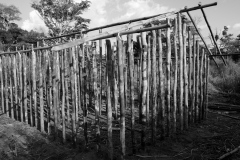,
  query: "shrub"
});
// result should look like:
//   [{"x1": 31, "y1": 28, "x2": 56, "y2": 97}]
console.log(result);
[{"x1": 209, "y1": 58, "x2": 240, "y2": 94}]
